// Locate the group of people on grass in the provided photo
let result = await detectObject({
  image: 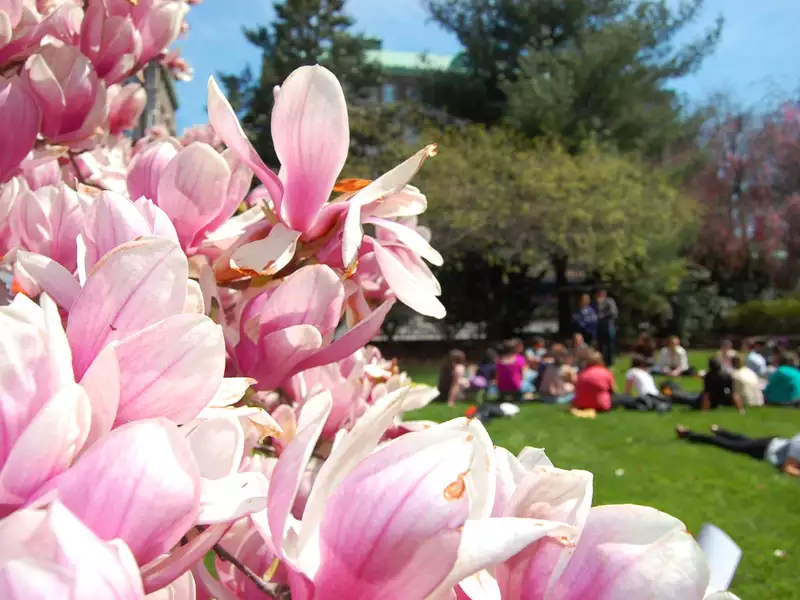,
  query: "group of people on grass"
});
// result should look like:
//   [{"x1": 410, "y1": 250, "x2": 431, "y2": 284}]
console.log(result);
[
  {"x1": 438, "y1": 334, "x2": 800, "y2": 413},
  {"x1": 437, "y1": 332, "x2": 800, "y2": 476}
]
